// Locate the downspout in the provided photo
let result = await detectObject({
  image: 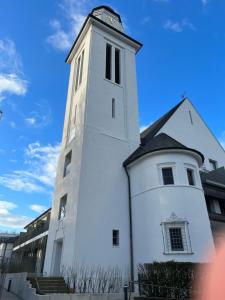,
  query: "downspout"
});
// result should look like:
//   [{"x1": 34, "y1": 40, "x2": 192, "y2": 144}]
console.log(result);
[{"x1": 124, "y1": 165, "x2": 134, "y2": 290}]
